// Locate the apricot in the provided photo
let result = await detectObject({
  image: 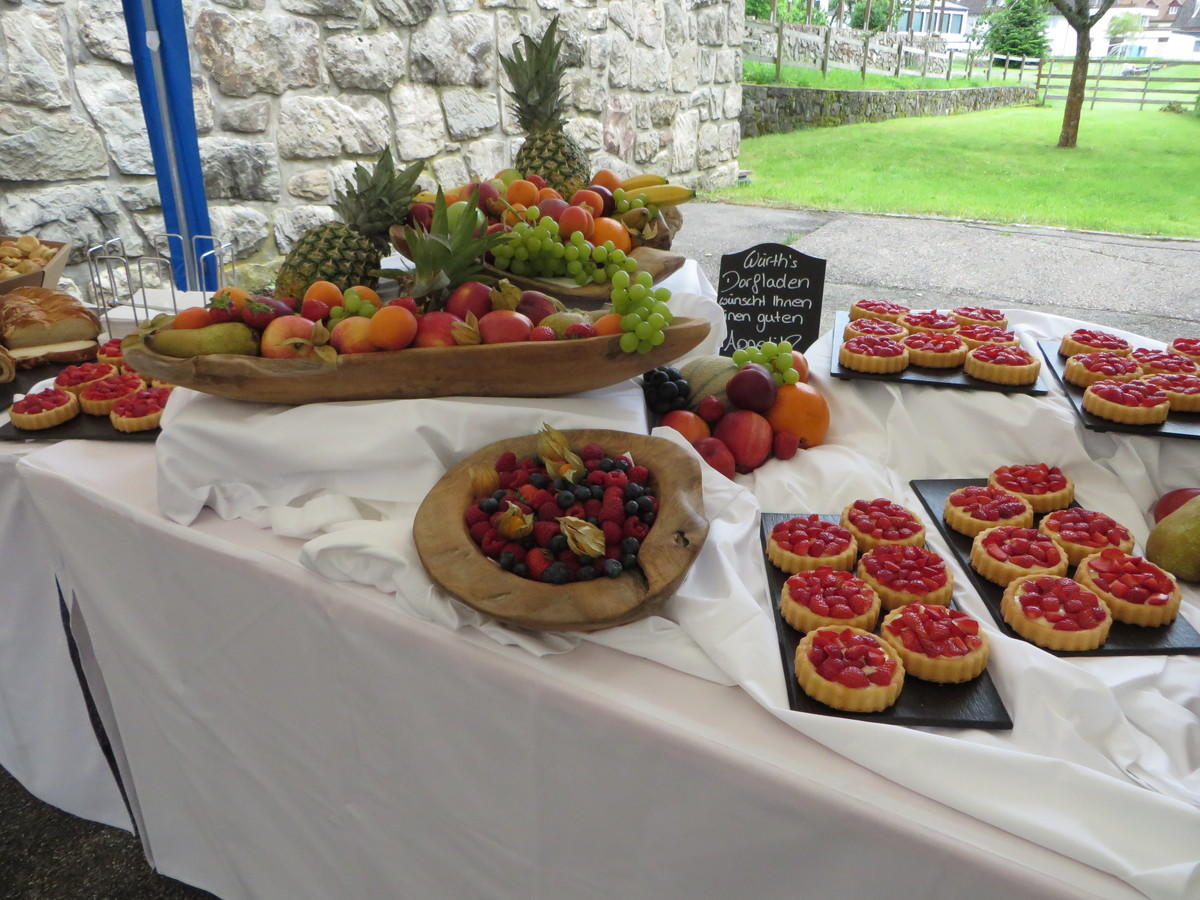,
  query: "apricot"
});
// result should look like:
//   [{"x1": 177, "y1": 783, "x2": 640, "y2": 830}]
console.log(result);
[
  {"x1": 304, "y1": 280, "x2": 345, "y2": 307},
  {"x1": 506, "y1": 179, "x2": 539, "y2": 207},
  {"x1": 212, "y1": 286, "x2": 251, "y2": 309},
  {"x1": 368, "y1": 305, "x2": 418, "y2": 351},
  {"x1": 558, "y1": 205, "x2": 594, "y2": 241}
]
